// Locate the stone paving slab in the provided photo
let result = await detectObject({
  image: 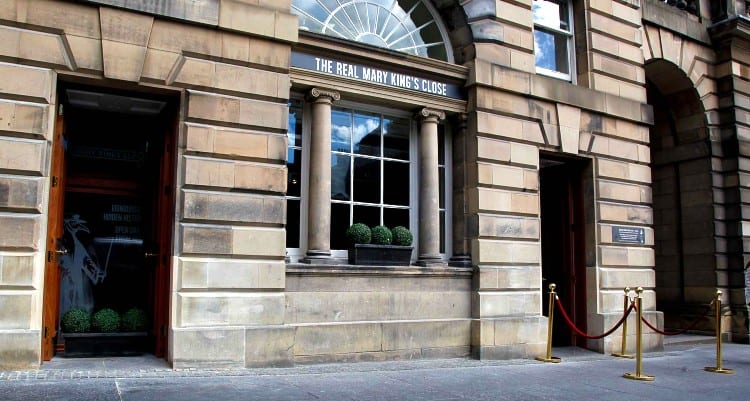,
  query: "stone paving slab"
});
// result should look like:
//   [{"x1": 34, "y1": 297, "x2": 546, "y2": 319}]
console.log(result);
[{"x1": 0, "y1": 343, "x2": 748, "y2": 401}]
